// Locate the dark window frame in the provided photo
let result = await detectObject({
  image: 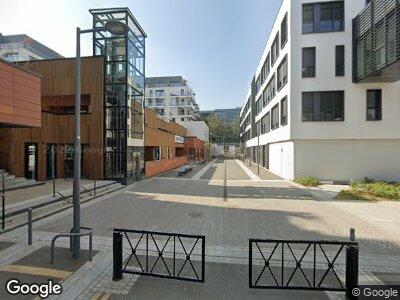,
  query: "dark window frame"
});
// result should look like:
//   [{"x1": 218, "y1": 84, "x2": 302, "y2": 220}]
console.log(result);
[
  {"x1": 281, "y1": 97, "x2": 288, "y2": 126},
  {"x1": 302, "y1": 1, "x2": 345, "y2": 34},
  {"x1": 271, "y1": 33, "x2": 280, "y2": 67},
  {"x1": 281, "y1": 13, "x2": 288, "y2": 49},
  {"x1": 366, "y1": 89, "x2": 382, "y2": 121},
  {"x1": 302, "y1": 47, "x2": 316, "y2": 78},
  {"x1": 302, "y1": 91, "x2": 345, "y2": 122},
  {"x1": 335, "y1": 45, "x2": 345, "y2": 77},
  {"x1": 271, "y1": 104, "x2": 280, "y2": 130},
  {"x1": 277, "y1": 55, "x2": 288, "y2": 91}
]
